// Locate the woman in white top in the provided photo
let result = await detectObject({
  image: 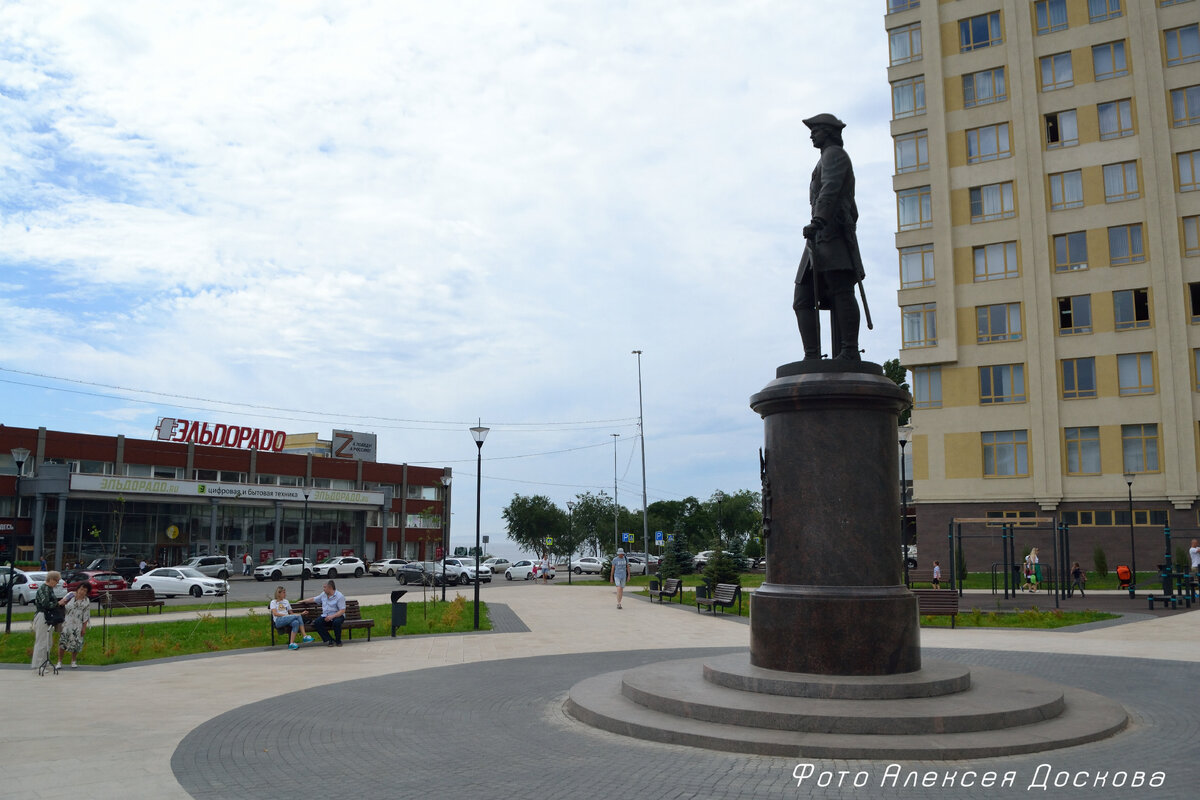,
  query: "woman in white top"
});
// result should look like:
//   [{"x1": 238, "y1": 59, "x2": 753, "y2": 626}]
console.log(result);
[{"x1": 270, "y1": 586, "x2": 314, "y2": 649}]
